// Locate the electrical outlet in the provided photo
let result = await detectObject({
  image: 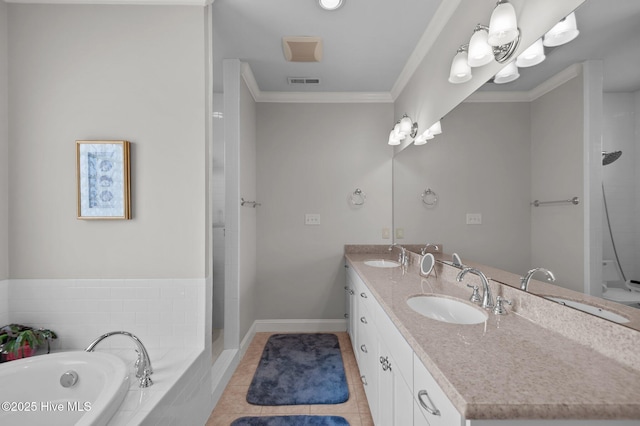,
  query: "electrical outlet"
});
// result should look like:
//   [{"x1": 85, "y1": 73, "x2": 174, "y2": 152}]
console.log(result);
[
  {"x1": 305, "y1": 213, "x2": 321, "y2": 225},
  {"x1": 396, "y1": 228, "x2": 404, "y2": 239},
  {"x1": 382, "y1": 228, "x2": 390, "y2": 239},
  {"x1": 466, "y1": 213, "x2": 482, "y2": 225}
]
